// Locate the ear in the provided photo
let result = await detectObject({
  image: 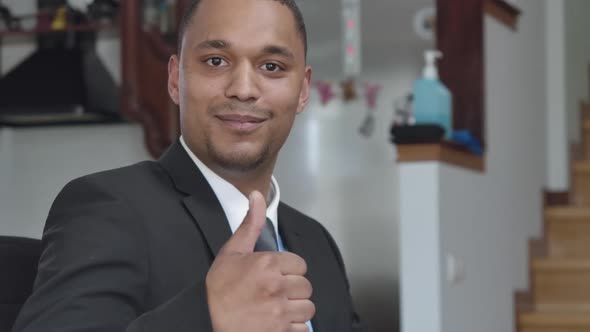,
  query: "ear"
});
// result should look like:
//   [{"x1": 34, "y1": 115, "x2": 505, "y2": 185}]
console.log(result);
[
  {"x1": 168, "y1": 55, "x2": 180, "y2": 105},
  {"x1": 296, "y1": 66, "x2": 312, "y2": 114}
]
